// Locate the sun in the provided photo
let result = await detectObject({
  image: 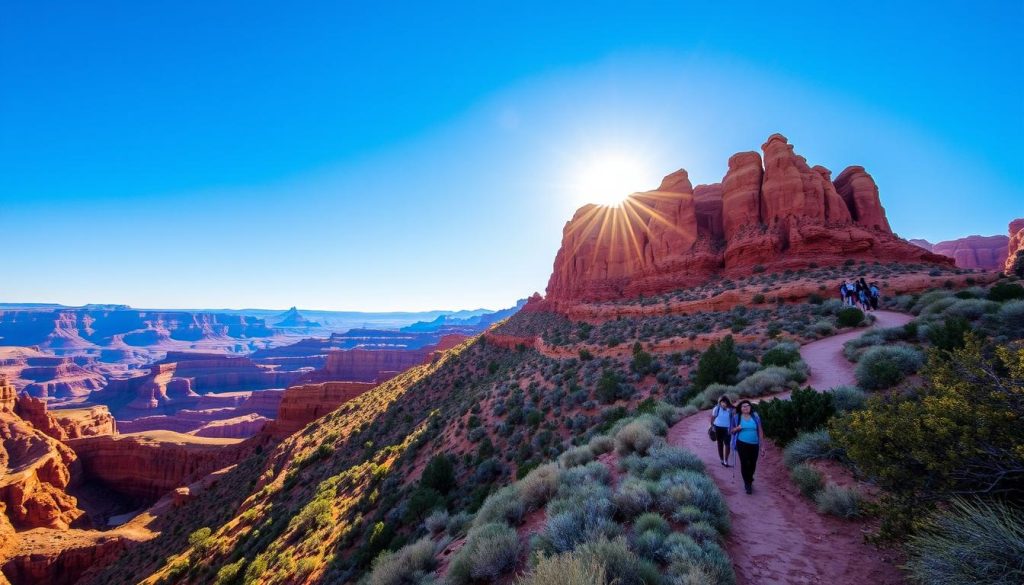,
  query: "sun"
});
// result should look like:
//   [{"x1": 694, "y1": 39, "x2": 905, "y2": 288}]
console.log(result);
[{"x1": 572, "y1": 152, "x2": 653, "y2": 207}]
